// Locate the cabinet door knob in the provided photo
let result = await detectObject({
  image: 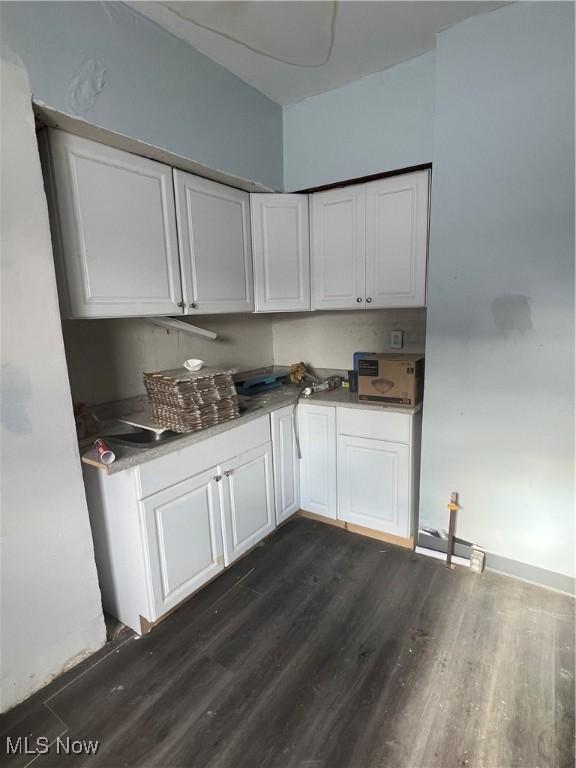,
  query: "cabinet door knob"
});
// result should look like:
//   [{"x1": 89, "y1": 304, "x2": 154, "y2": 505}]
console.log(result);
[
  {"x1": 224, "y1": 470, "x2": 233, "y2": 477},
  {"x1": 177, "y1": 300, "x2": 186, "y2": 309},
  {"x1": 356, "y1": 297, "x2": 363, "y2": 303},
  {"x1": 366, "y1": 297, "x2": 372, "y2": 303},
  {"x1": 213, "y1": 475, "x2": 222, "y2": 482},
  {"x1": 189, "y1": 302, "x2": 197, "y2": 309}
]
